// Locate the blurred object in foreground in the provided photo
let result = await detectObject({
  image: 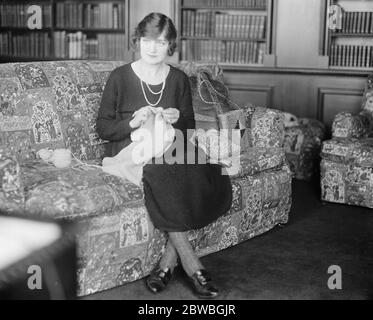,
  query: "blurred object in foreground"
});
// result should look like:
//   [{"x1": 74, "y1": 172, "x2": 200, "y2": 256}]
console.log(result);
[{"x1": 0, "y1": 215, "x2": 77, "y2": 300}]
